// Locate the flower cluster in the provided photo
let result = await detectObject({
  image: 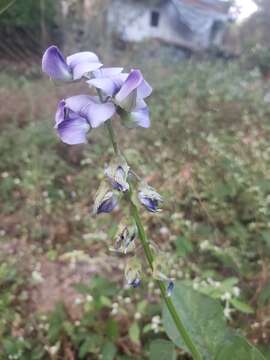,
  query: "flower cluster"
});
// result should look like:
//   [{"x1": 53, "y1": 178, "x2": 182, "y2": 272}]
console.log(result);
[
  {"x1": 42, "y1": 46, "x2": 151, "y2": 145},
  {"x1": 42, "y1": 45, "x2": 172, "y2": 294}
]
